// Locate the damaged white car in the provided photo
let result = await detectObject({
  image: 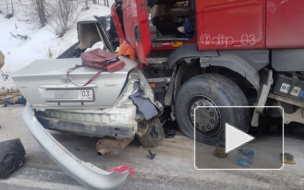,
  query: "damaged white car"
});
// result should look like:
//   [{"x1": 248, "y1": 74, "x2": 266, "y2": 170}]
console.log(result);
[{"x1": 12, "y1": 15, "x2": 164, "y2": 190}]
